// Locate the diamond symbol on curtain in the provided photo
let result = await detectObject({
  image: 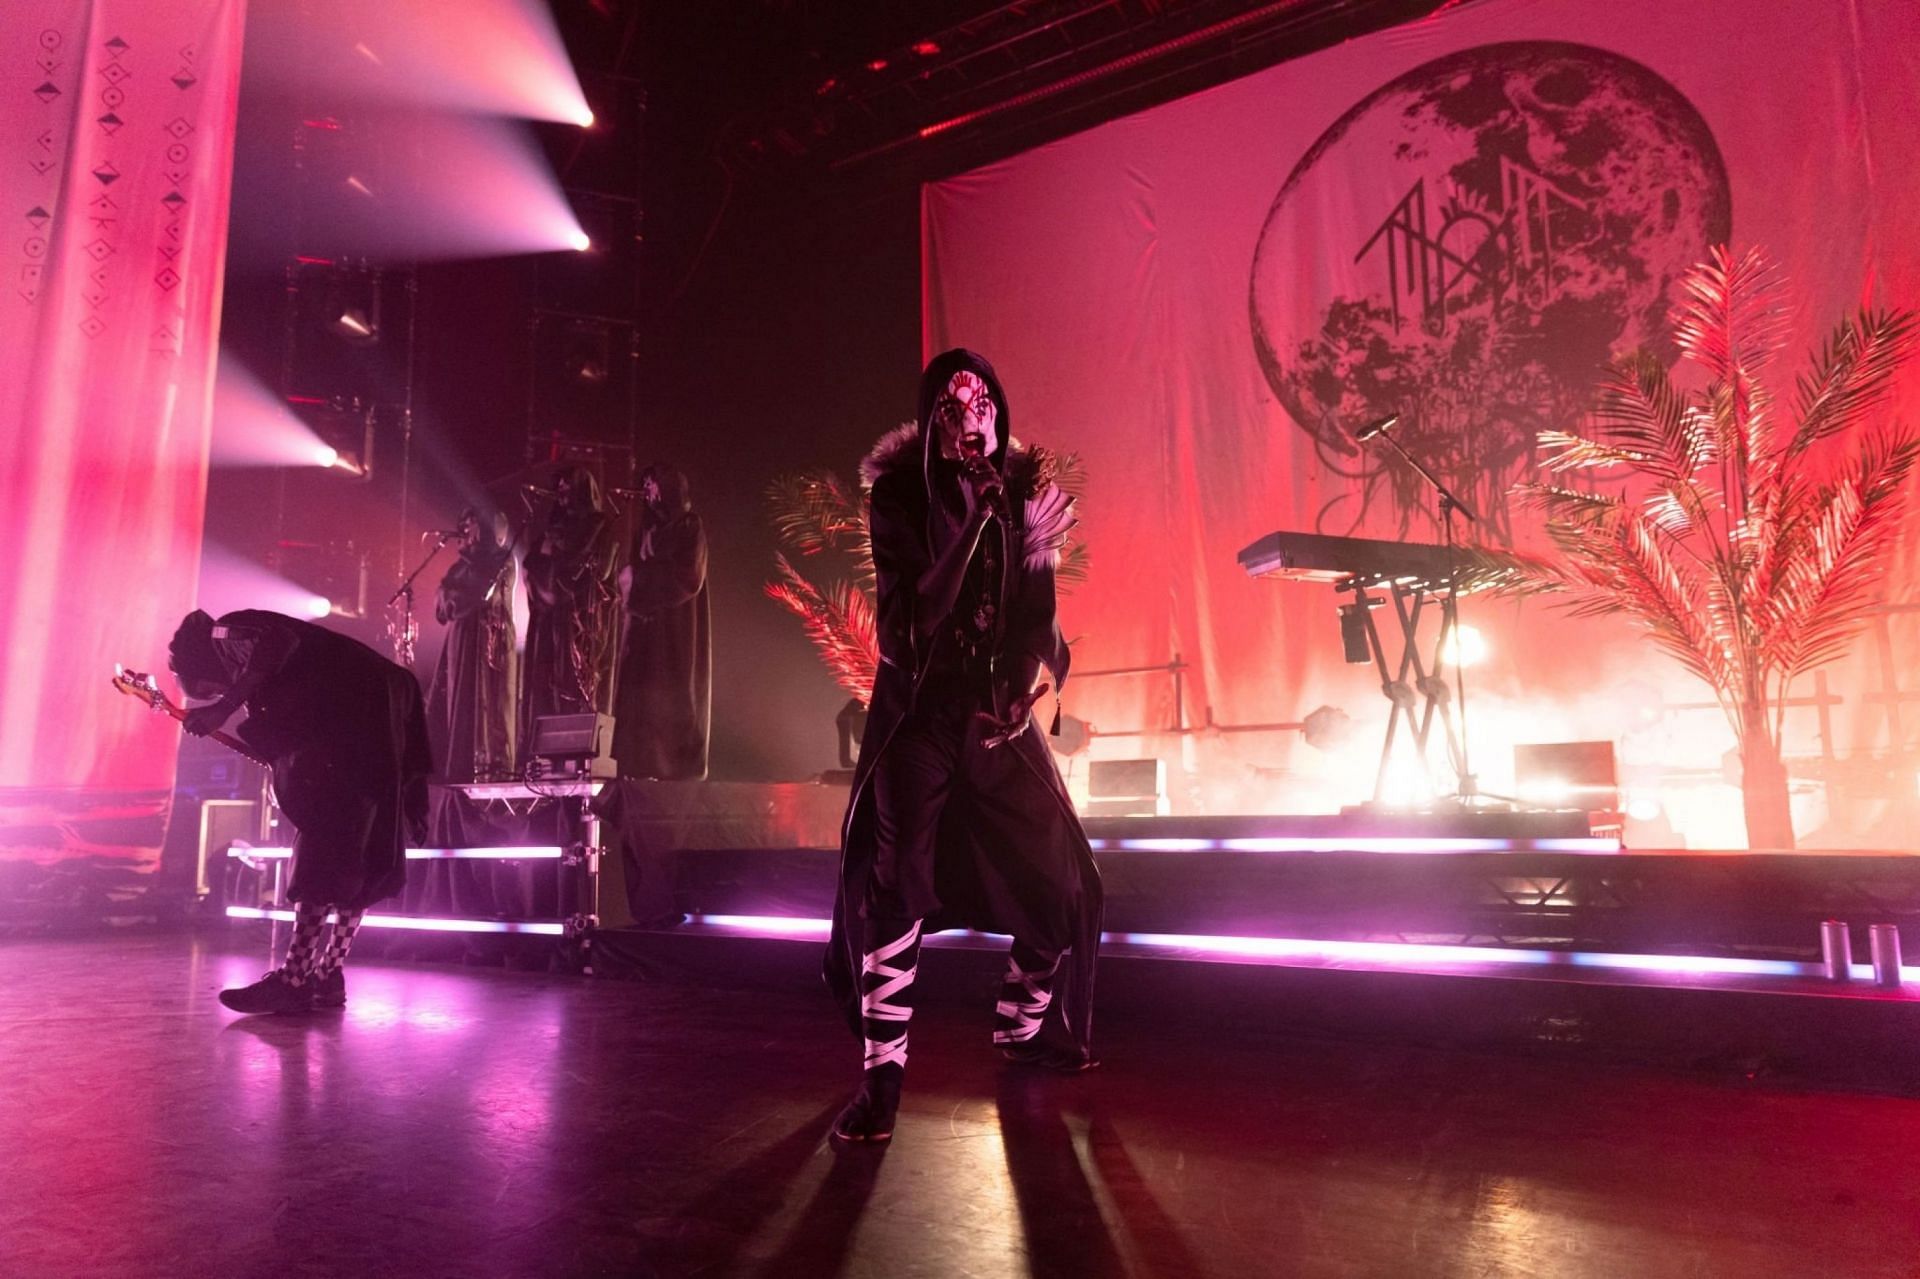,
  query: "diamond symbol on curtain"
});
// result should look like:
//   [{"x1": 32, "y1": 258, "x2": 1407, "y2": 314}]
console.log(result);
[
  {"x1": 161, "y1": 191, "x2": 186, "y2": 211},
  {"x1": 83, "y1": 284, "x2": 108, "y2": 307},
  {"x1": 30, "y1": 159, "x2": 56, "y2": 176},
  {"x1": 172, "y1": 73, "x2": 198, "y2": 91},
  {"x1": 155, "y1": 267, "x2": 181, "y2": 291},
  {"x1": 98, "y1": 111, "x2": 124, "y2": 134},
  {"x1": 165, "y1": 117, "x2": 195, "y2": 139},
  {"x1": 99, "y1": 62, "x2": 129, "y2": 85},
  {"x1": 37, "y1": 56, "x2": 59, "y2": 74},
  {"x1": 85, "y1": 238, "x2": 114, "y2": 261},
  {"x1": 79, "y1": 314, "x2": 107, "y2": 338},
  {"x1": 105, "y1": 36, "x2": 130, "y2": 54},
  {"x1": 90, "y1": 265, "x2": 110, "y2": 284},
  {"x1": 33, "y1": 81, "x2": 61, "y2": 102},
  {"x1": 92, "y1": 162, "x2": 120, "y2": 185},
  {"x1": 27, "y1": 206, "x2": 51, "y2": 229},
  {"x1": 89, "y1": 192, "x2": 119, "y2": 211}
]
